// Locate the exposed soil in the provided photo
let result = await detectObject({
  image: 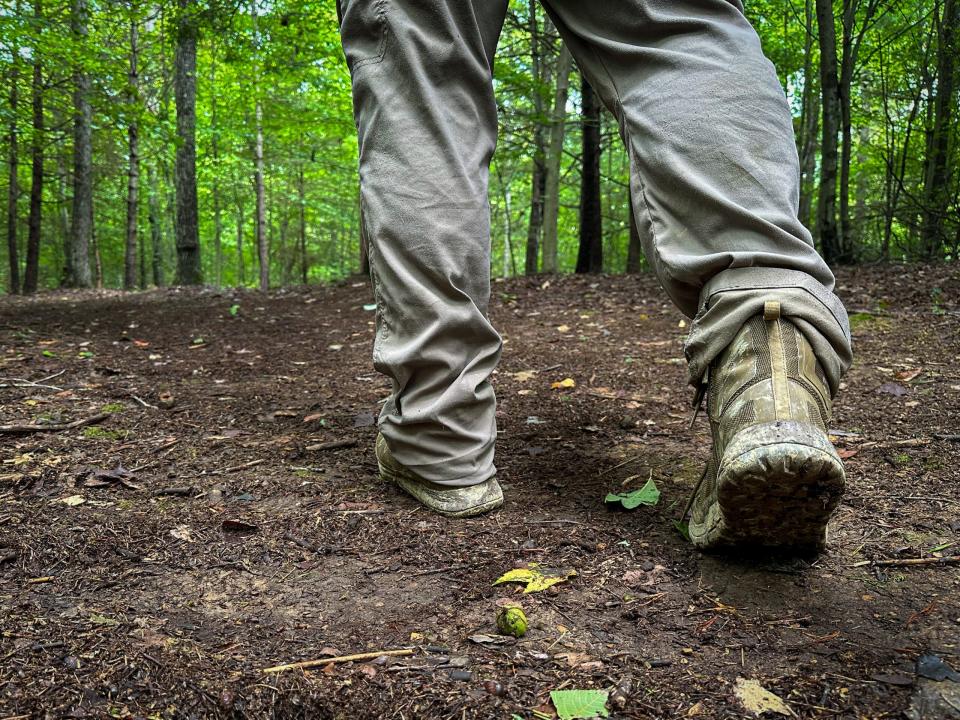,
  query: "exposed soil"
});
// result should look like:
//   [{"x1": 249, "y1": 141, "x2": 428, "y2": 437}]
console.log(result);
[{"x1": 1, "y1": 265, "x2": 958, "y2": 719}]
